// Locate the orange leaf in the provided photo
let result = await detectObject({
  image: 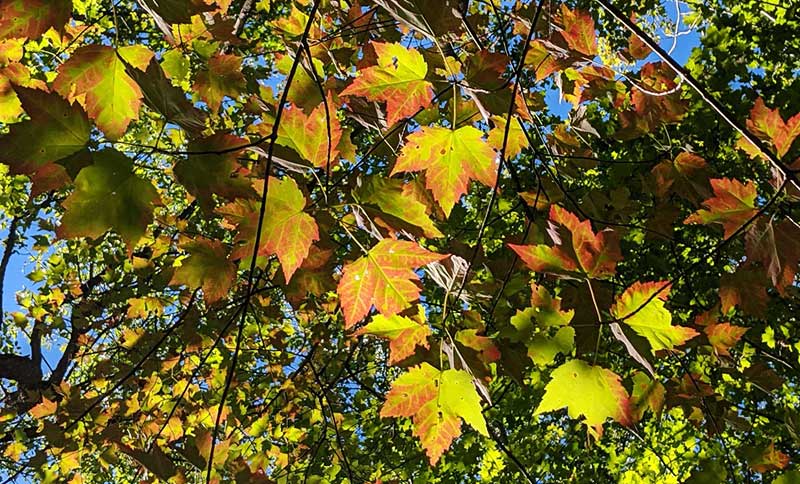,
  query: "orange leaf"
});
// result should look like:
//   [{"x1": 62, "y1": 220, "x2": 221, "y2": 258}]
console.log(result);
[
  {"x1": 340, "y1": 42, "x2": 433, "y2": 126},
  {"x1": 337, "y1": 239, "x2": 446, "y2": 328},
  {"x1": 704, "y1": 322, "x2": 748, "y2": 357},
  {"x1": 560, "y1": 5, "x2": 597, "y2": 56},
  {"x1": 739, "y1": 97, "x2": 800, "y2": 158},
  {"x1": 220, "y1": 176, "x2": 319, "y2": 282},
  {"x1": 380, "y1": 364, "x2": 488, "y2": 465},
  {"x1": 392, "y1": 126, "x2": 497, "y2": 216}
]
